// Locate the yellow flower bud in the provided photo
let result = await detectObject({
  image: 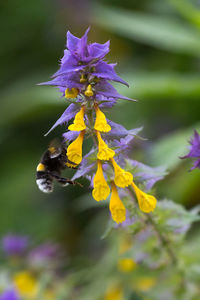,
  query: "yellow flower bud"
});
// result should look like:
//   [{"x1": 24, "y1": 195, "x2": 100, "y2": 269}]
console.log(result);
[
  {"x1": 109, "y1": 183, "x2": 126, "y2": 224},
  {"x1": 96, "y1": 131, "x2": 115, "y2": 160},
  {"x1": 92, "y1": 160, "x2": 110, "y2": 201},
  {"x1": 65, "y1": 88, "x2": 79, "y2": 98},
  {"x1": 111, "y1": 158, "x2": 133, "y2": 188},
  {"x1": 67, "y1": 131, "x2": 85, "y2": 165},
  {"x1": 84, "y1": 84, "x2": 94, "y2": 97},
  {"x1": 131, "y1": 182, "x2": 157, "y2": 213},
  {"x1": 117, "y1": 258, "x2": 136, "y2": 273},
  {"x1": 14, "y1": 271, "x2": 38, "y2": 298},
  {"x1": 68, "y1": 106, "x2": 86, "y2": 131},
  {"x1": 94, "y1": 106, "x2": 111, "y2": 132},
  {"x1": 80, "y1": 73, "x2": 87, "y2": 83}
]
